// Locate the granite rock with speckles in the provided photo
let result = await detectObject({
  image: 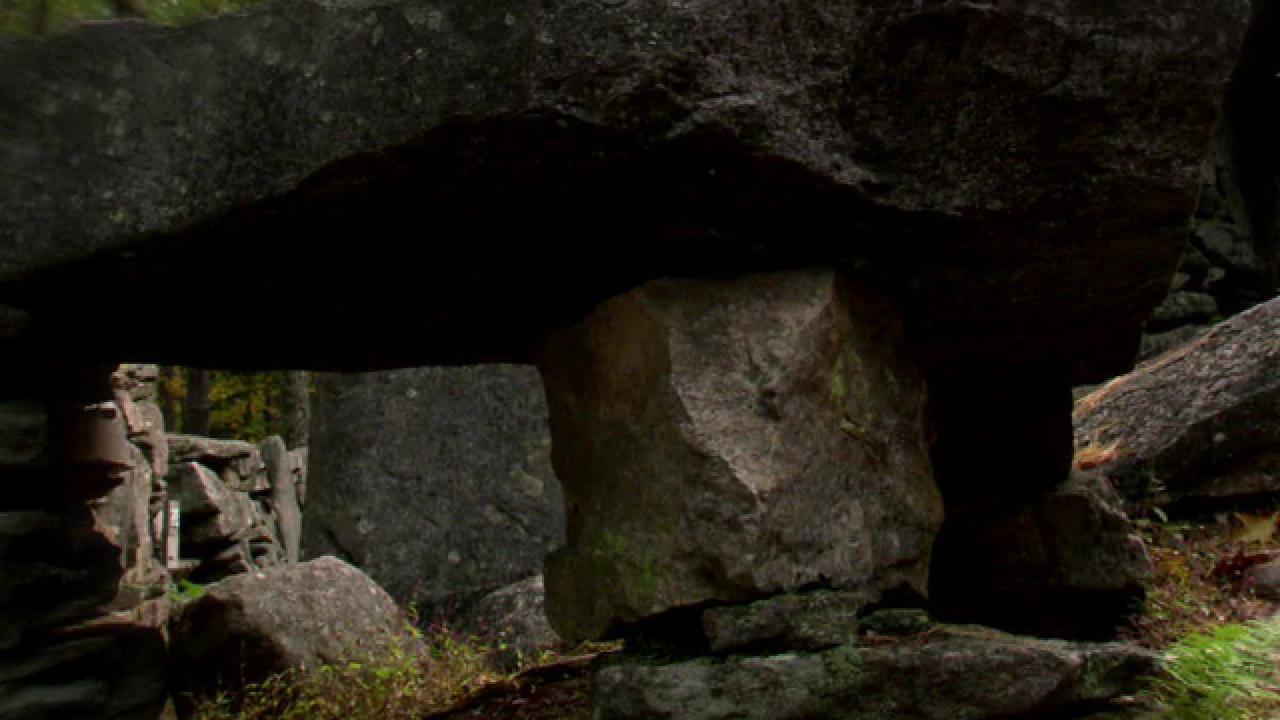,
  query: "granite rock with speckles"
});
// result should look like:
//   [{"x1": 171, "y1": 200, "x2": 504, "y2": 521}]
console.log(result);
[
  {"x1": 169, "y1": 556, "x2": 414, "y2": 698},
  {"x1": 537, "y1": 270, "x2": 941, "y2": 642},
  {"x1": 1075, "y1": 296, "x2": 1280, "y2": 509},
  {"x1": 303, "y1": 365, "x2": 563, "y2": 615}
]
